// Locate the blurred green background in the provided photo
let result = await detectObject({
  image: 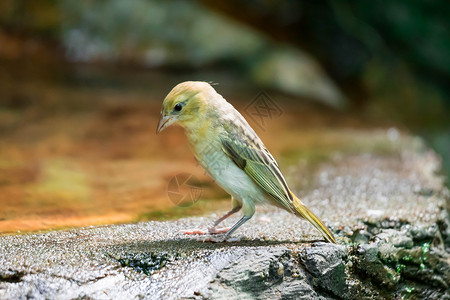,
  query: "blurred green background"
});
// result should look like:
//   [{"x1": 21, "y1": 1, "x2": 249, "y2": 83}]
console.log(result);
[{"x1": 0, "y1": 0, "x2": 448, "y2": 232}]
